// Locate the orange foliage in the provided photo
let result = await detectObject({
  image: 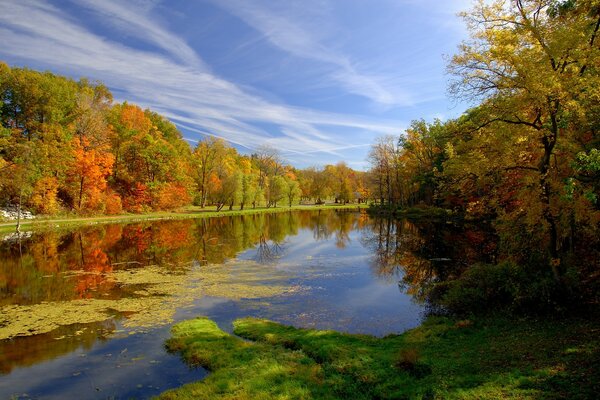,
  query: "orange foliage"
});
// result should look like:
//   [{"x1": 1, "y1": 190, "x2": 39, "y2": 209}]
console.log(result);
[
  {"x1": 123, "y1": 225, "x2": 152, "y2": 254},
  {"x1": 75, "y1": 247, "x2": 113, "y2": 298},
  {"x1": 103, "y1": 190, "x2": 123, "y2": 215},
  {"x1": 123, "y1": 182, "x2": 151, "y2": 213},
  {"x1": 207, "y1": 172, "x2": 222, "y2": 193},
  {"x1": 153, "y1": 182, "x2": 191, "y2": 210},
  {"x1": 69, "y1": 137, "x2": 114, "y2": 212},
  {"x1": 152, "y1": 221, "x2": 193, "y2": 253},
  {"x1": 120, "y1": 104, "x2": 151, "y2": 133},
  {"x1": 30, "y1": 233, "x2": 60, "y2": 274},
  {"x1": 285, "y1": 169, "x2": 297, "y2": 180}
]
